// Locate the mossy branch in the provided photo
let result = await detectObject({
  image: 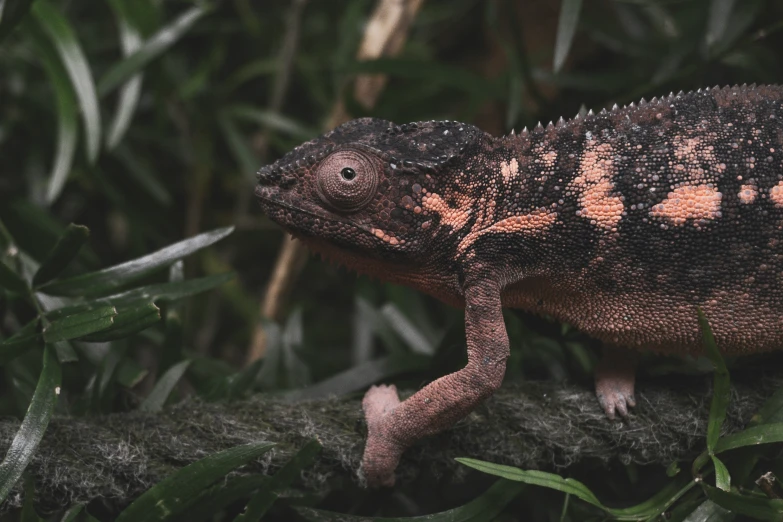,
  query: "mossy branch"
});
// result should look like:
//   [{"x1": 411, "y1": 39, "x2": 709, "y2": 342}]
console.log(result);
[{"x1": 2, "y1": 368, "x2": 779, "y2": 513}]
